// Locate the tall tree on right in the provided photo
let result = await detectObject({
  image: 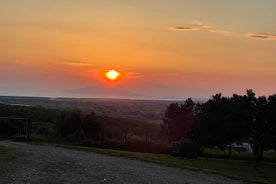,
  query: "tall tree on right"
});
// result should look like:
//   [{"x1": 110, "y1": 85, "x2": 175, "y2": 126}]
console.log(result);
[
  {"x1": 265, "y1": 95, "x2": 276, "y2": 152},
  {"x1": 242, "y1": 90, "x2": 276, "y2": 161}
]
